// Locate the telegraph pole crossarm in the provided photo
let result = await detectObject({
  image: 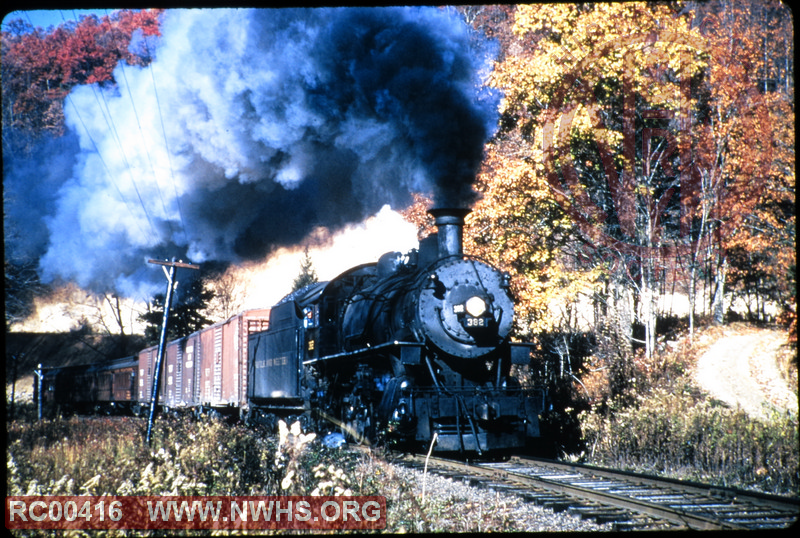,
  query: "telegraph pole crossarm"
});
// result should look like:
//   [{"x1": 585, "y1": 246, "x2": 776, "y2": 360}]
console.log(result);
[
  {"x1": 147, "y1": 259, "x2": 202, "y2": 270},
  {"x1": 145, "y1": 259, "x2": 200, "y2": 445}
]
